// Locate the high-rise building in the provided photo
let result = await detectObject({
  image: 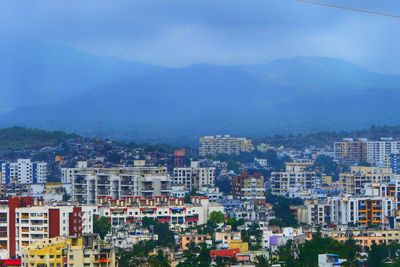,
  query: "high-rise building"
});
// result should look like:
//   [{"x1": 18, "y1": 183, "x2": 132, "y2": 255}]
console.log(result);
[
  {"x1": 70, "y1": 166, "x2": 172, "y2": 204},
  {"x1": 172, "y1": 161, "x2": 215, "y2": 190},
  {"x1": 388, "y1": 153, "x2": 400, "y2": 174},
  {"x1": 339, "y1": 166, "x2": 393, "y2": 195},
  {"x1": 199, "y1": 135, "x2": 253, "y2": 156},
  {"x1": 0, "y1": 197, "x2": 95, "y2": 258},
  {"x1": 334, "y1": 138, "x2": 367, "y2": 165},
  {"x1": 0, "y1": 159, "x2": 47, "y2": 184},
  {"x1": 231, "y1": 173, "x2": 265, "y2": 201},
  {"x1": 366, "y1": 138, "x2": 400, "y2": 167}
]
